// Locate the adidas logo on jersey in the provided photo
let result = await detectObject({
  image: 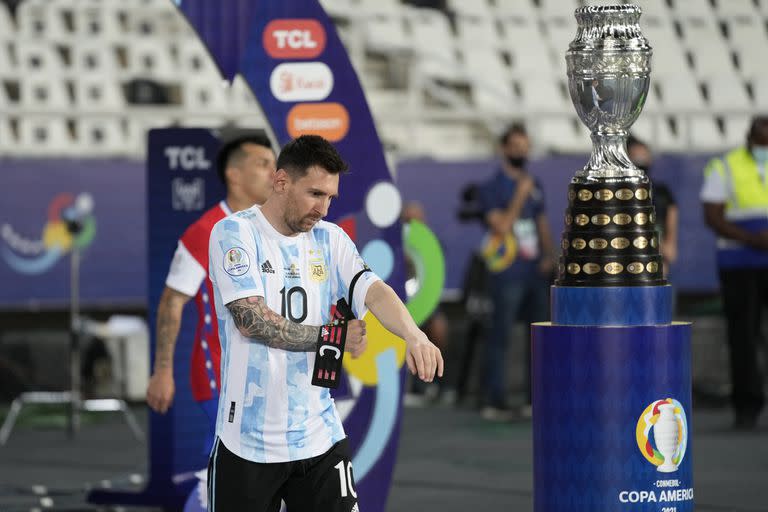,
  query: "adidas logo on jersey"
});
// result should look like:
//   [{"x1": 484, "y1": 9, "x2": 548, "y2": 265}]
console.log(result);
[{"x1": 261, "y1": 260, "x2": 275, "y2": 274}]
